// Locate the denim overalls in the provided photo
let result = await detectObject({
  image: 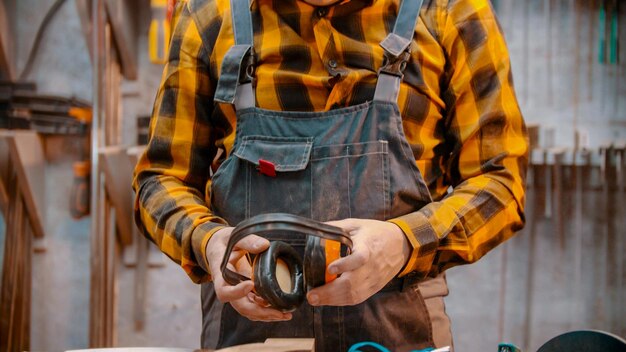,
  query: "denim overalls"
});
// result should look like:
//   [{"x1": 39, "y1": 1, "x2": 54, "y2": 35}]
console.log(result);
[{"x1": 202, "y1": 0, "x2": 451, "y2": 350}]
